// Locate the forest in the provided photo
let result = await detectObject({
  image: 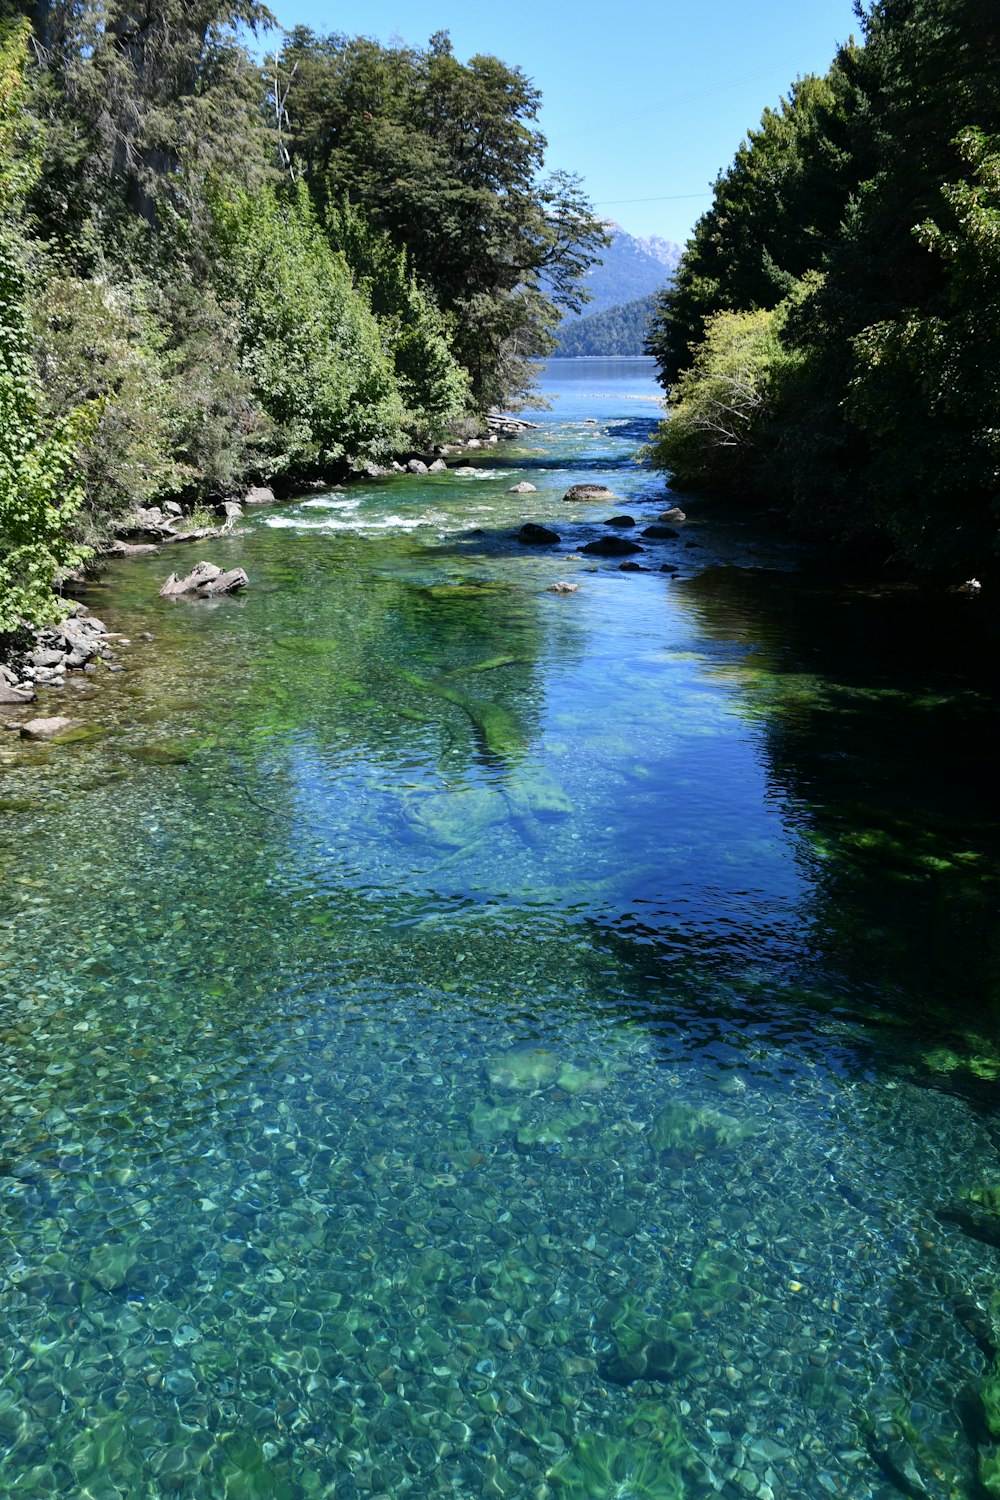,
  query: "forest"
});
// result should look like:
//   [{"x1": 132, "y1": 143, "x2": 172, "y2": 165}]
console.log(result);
[
  {"x1": 0, "y1": 2, "x2": 605, "y2": 631},
  {"x1": 554, "y1": 294, "x2": 656, "y2": 358},
  {"x1": 646, "y1": 0, "x2": 1000, "y2": 583}
]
